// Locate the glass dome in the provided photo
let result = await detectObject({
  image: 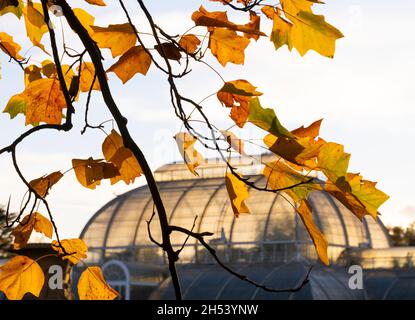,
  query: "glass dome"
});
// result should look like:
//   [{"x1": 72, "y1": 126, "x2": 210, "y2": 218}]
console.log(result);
[{"x1": 80, "y1": 156, "x2": 390, "y2": 265}]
